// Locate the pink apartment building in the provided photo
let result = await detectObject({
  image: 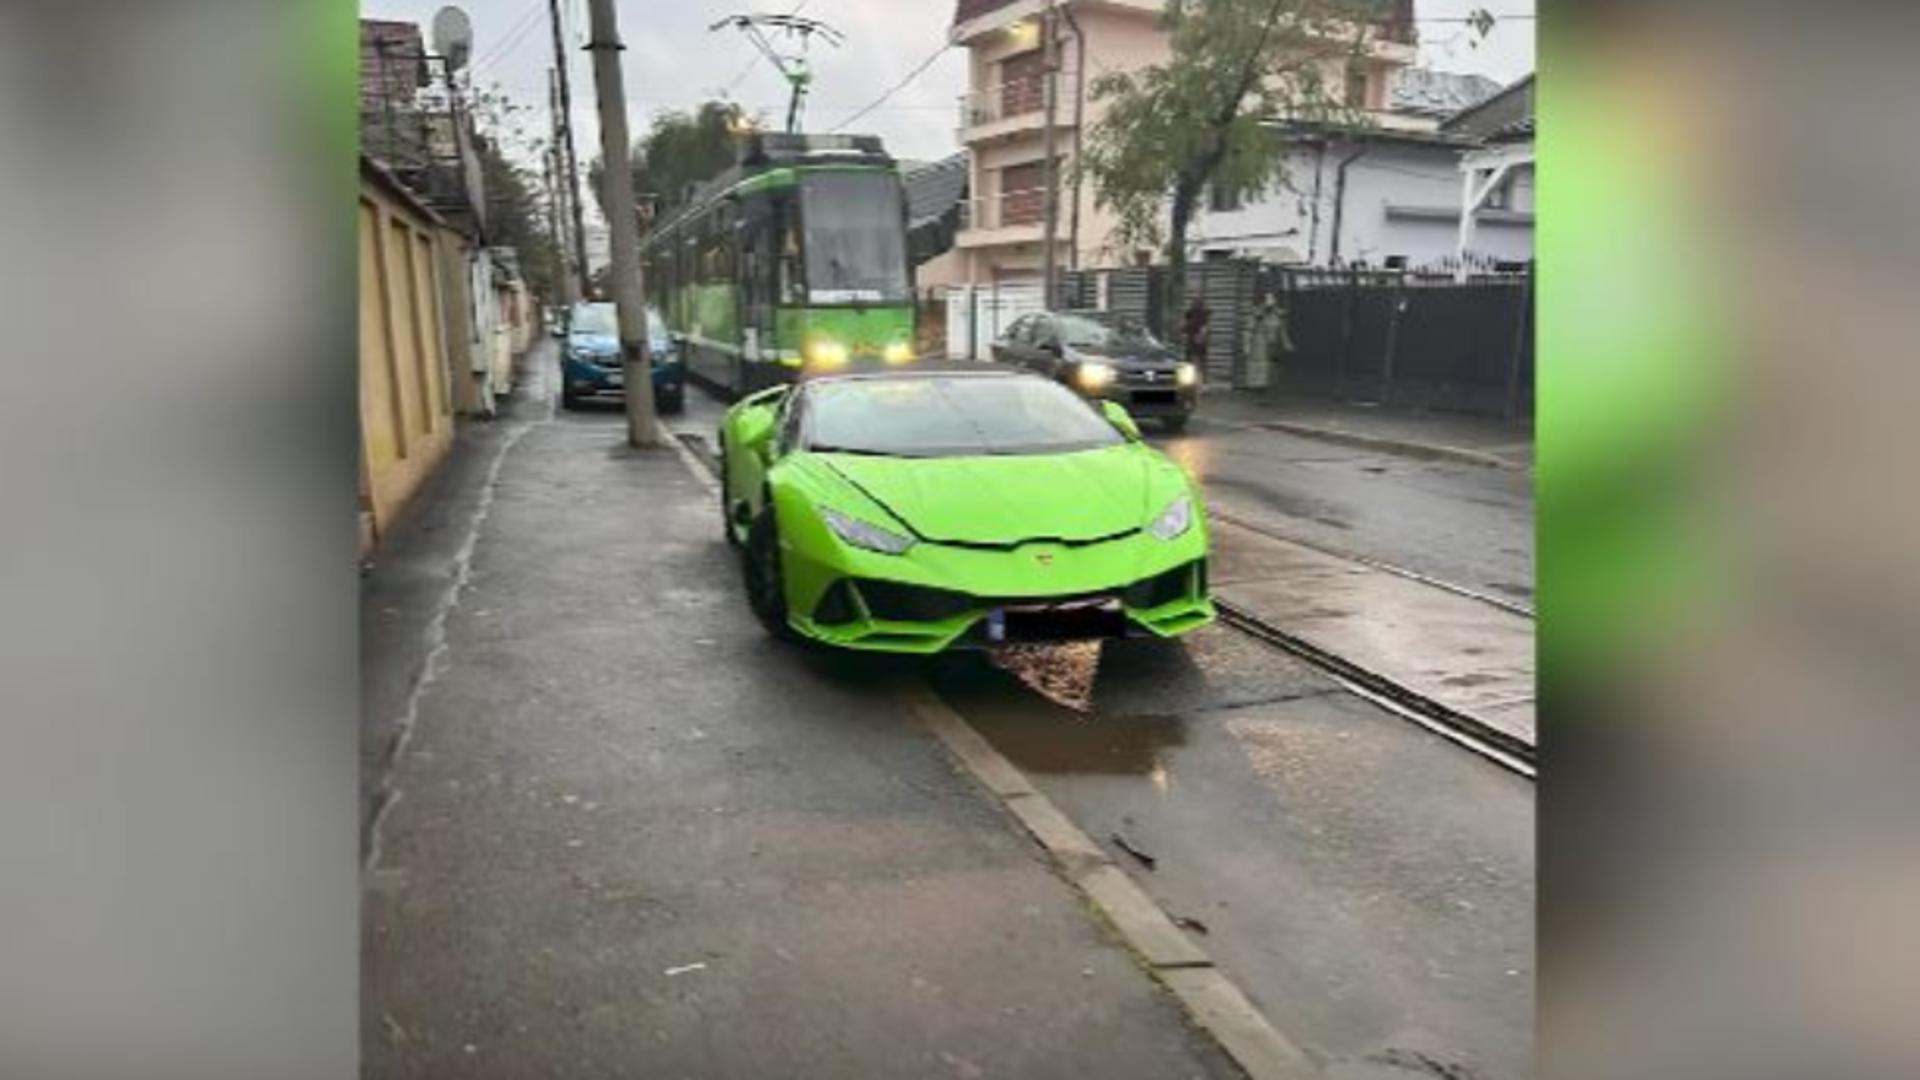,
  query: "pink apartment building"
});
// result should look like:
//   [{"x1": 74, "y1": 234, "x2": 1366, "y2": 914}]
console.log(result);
[{"x1": 947, "y1": 0, "x2": 1418, "y2": 285}]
